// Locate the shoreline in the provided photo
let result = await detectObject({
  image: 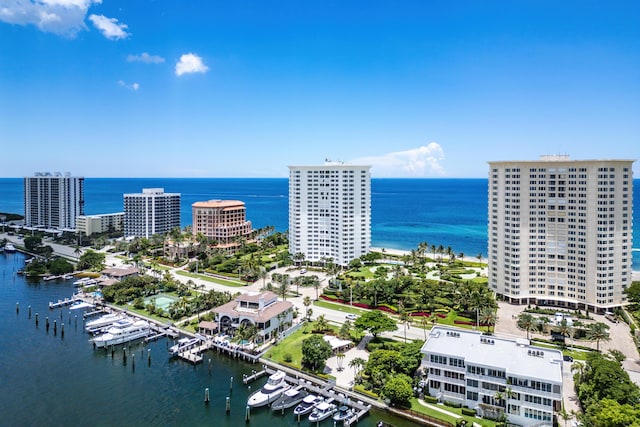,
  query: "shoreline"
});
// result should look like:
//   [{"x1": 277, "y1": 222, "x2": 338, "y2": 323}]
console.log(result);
[{"x1": 371, "y1": 246, "x2": 640, "y2": 281}]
